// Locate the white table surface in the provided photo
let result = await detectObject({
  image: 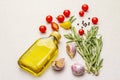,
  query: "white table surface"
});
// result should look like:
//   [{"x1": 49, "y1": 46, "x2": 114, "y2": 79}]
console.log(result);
[{"x1": 0, "y1": 0, "x2": 120, "y2": 80}]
